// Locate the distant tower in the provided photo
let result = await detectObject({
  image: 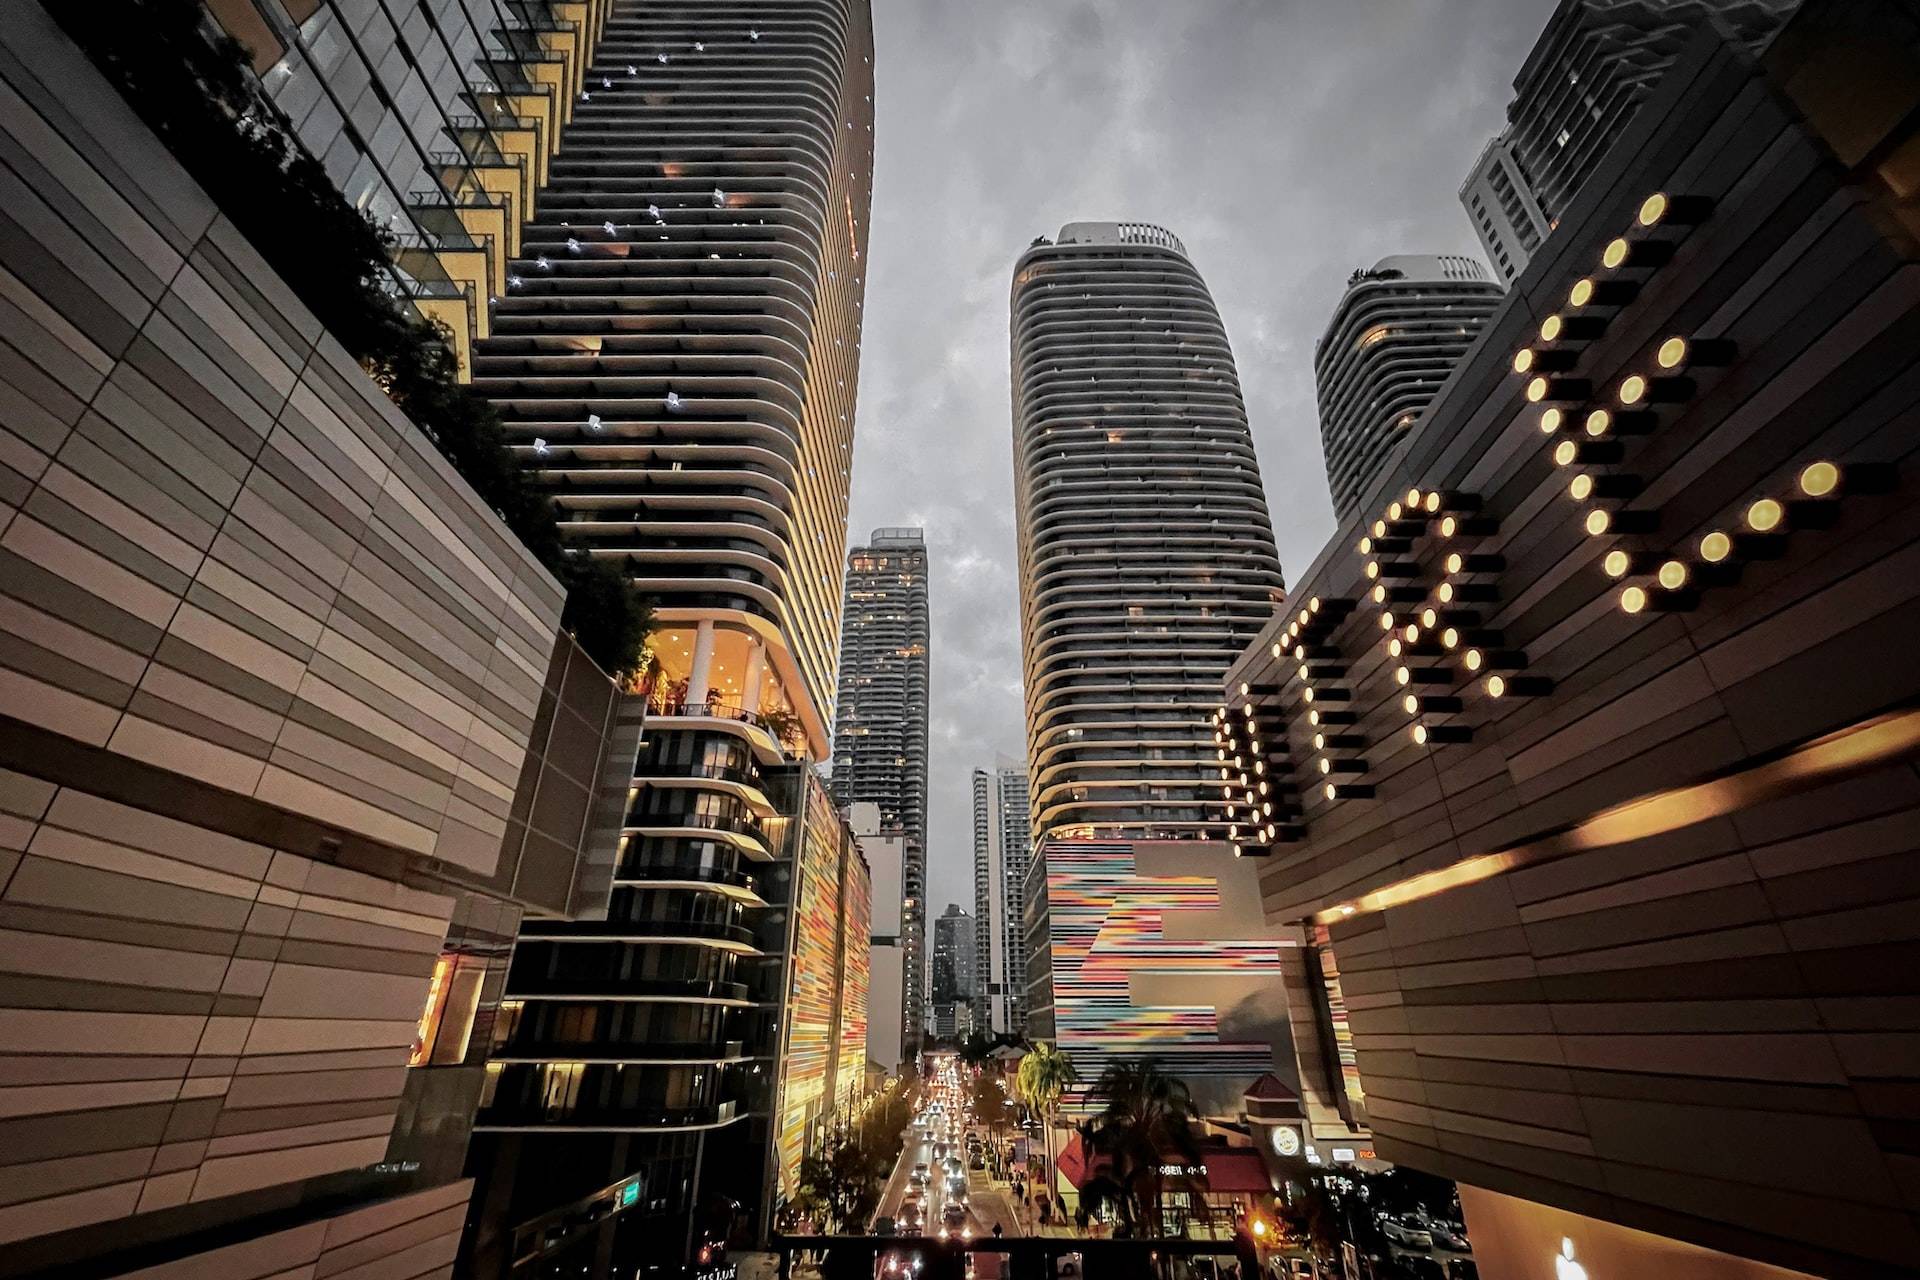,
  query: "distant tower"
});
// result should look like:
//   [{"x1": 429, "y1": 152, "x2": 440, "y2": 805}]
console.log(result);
[
  {"x1": 1459, "y1": 0, "x2": 1794, "y2": 280},
  {"x1": 832, "y1": 528, "x2": 930, "y2": 1058},
  {"x1": 1313, "y1": 255, "x2": 1504, "y2": 521},
  {"x1": 971, "y1": 763, "x2": 1032, "y2": 1035},
  {"x1": 931, "y1": 904, "x2": 976, "y2": 1038}
]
